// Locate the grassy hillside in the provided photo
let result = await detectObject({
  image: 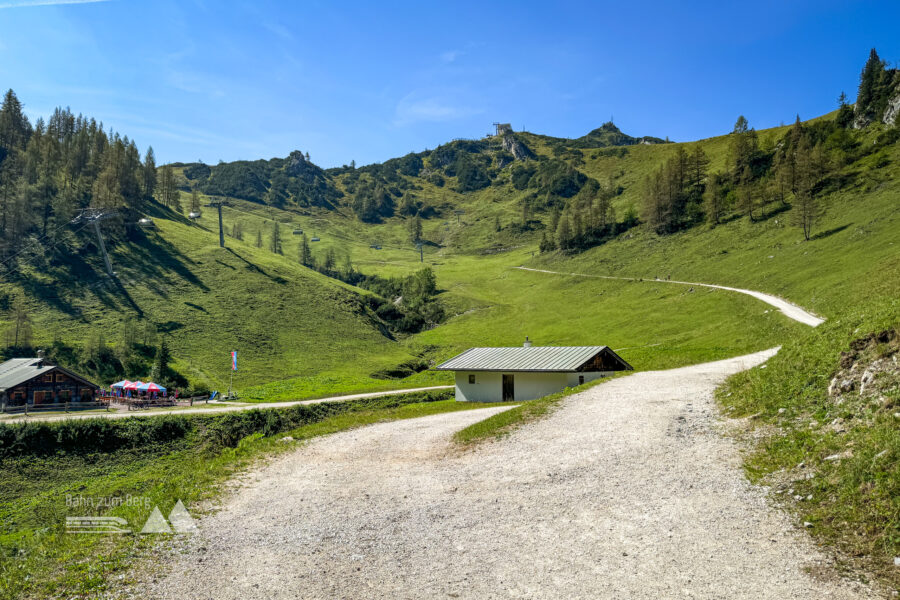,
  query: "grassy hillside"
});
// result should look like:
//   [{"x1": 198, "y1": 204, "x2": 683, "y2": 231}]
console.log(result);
[{"x1": 0, "y1": 203, "x2": 424, "y2": 398}]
